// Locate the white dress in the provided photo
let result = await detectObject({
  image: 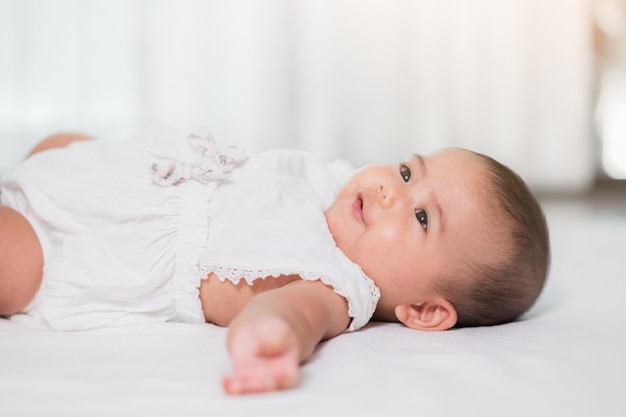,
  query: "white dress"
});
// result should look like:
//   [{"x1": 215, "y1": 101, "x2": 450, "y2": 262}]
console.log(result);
[{"x1": 0, "y1": 126, "x2": 380, "y2": 331}]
